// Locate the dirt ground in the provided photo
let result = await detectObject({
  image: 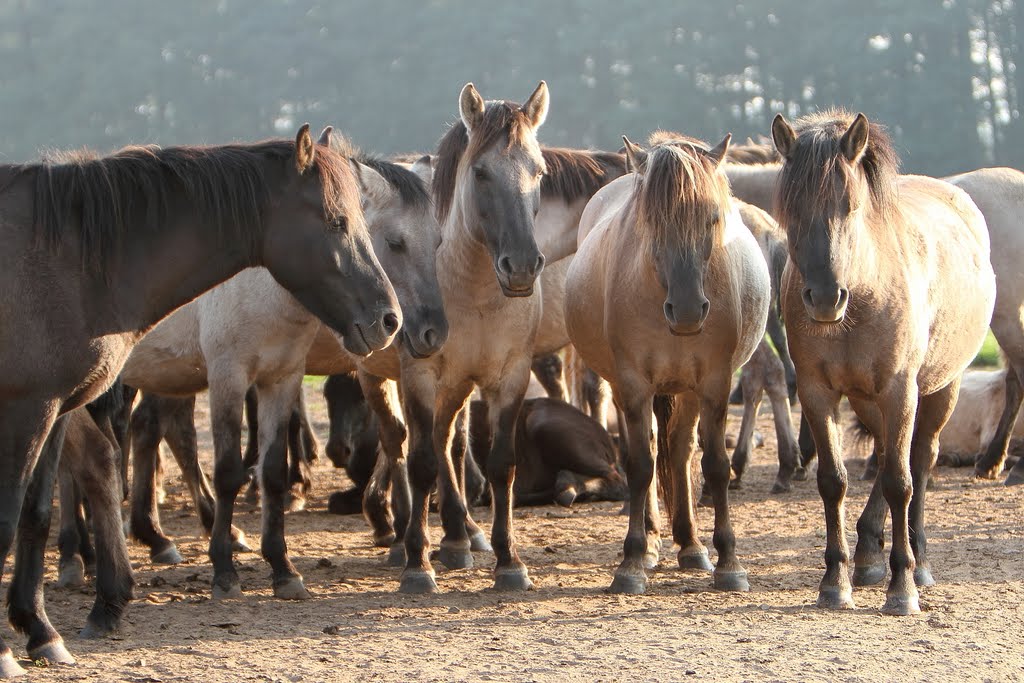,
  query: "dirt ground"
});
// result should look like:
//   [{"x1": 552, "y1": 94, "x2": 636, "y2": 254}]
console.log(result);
[{"x1": 21, "y1": 384, "x2": 1024, "y2": 682}]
